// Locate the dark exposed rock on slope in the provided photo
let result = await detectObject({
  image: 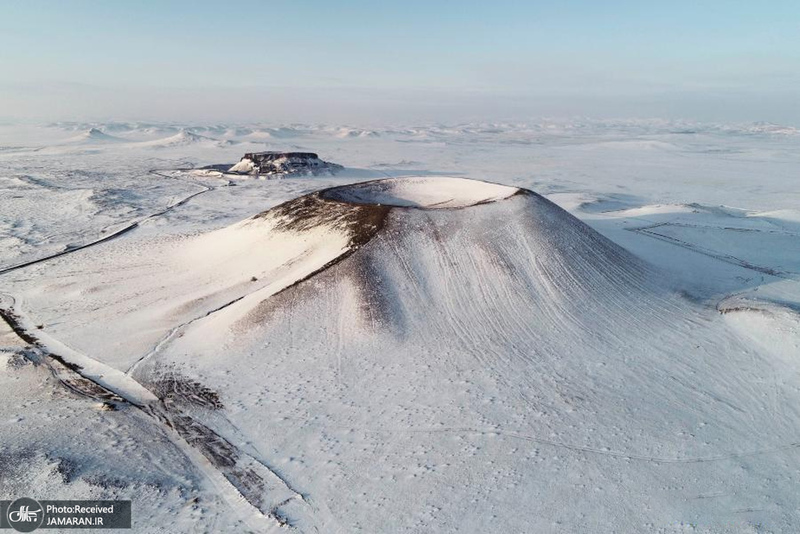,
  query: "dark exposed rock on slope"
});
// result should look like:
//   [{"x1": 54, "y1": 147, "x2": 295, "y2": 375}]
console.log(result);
[{"x1": 228, "y1": 151, "x2": 343, "y2": 176}]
